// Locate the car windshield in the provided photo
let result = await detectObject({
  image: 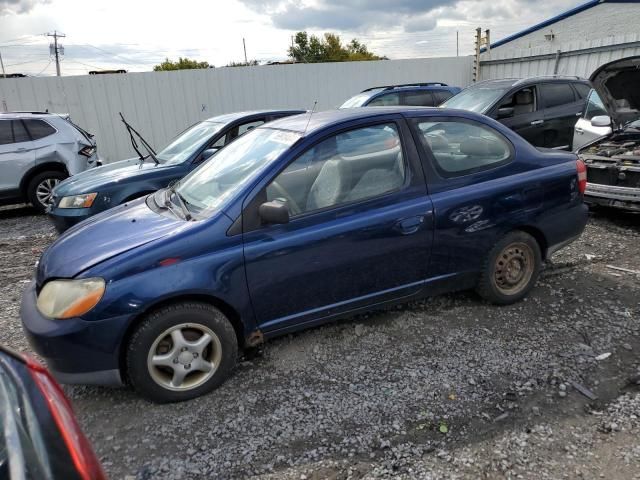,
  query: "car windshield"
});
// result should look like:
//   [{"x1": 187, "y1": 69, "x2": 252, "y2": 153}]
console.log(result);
[
  {"x1": 440, "y1": 86, "x2": 509, "y2": 113},
  {"x1": 176, "y1": 127, "x2": 301, "y2": 218},
  {"x1": 157, "y1": 121, "x2": 225, "y2": 165},
  {"x1": 339, "y1": 90, "x2": 380, "y2": 108}
]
